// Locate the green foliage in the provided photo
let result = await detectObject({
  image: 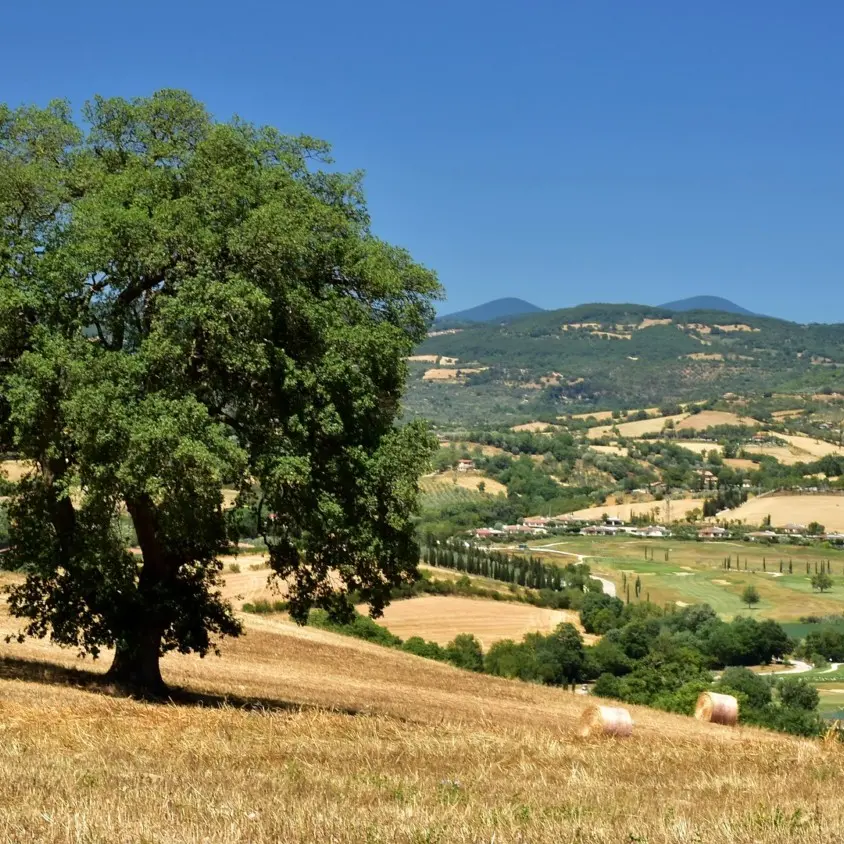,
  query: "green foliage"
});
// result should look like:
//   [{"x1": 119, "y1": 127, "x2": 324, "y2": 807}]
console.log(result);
[
  {"x1": 444, "y1": 634, "x2": 484, "y2": 672},
  {"x1": 242, "y1": 599, "x2": 288, "y2": 614},
  {"x1": 741, "y1": 585, "x2": 761, "y2": 609},
  {"x1": 811, "y1": 572, "x2": 833, "y2": 593},
  {"x1": 309, "y1": 609, "x2": 403, "y2": 648},
  {"x1": 0, "y1": 90, "x2": 440, "y2": 691},
  {"x1": 401, "y1": 636, "x2": 447, "y2": 661},
  {"x1": 484, "y1": 622, "x2": 587, "y2": 686}
]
